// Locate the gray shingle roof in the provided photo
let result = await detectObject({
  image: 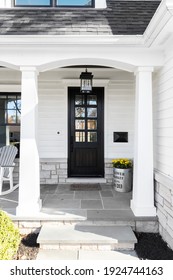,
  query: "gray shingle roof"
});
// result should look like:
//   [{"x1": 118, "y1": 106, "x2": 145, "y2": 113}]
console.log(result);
[{"x1": 0, "y1": 1, "x2": 161, "y2": 36}]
